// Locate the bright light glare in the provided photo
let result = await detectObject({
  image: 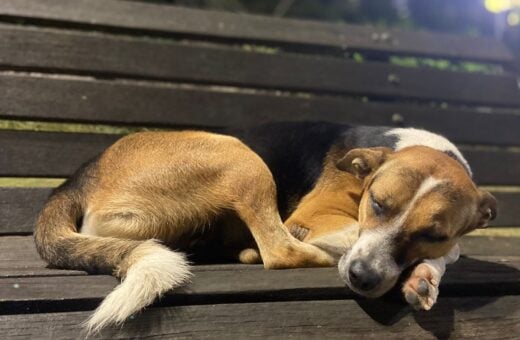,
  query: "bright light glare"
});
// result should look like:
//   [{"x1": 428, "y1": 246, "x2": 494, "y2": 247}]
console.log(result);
[
  {"x1": 507, "y1": 11, "x2": 520, "y2": 25},
  {"x1": 485, "y1": 0, "x2": 520, "y2": 13}
]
